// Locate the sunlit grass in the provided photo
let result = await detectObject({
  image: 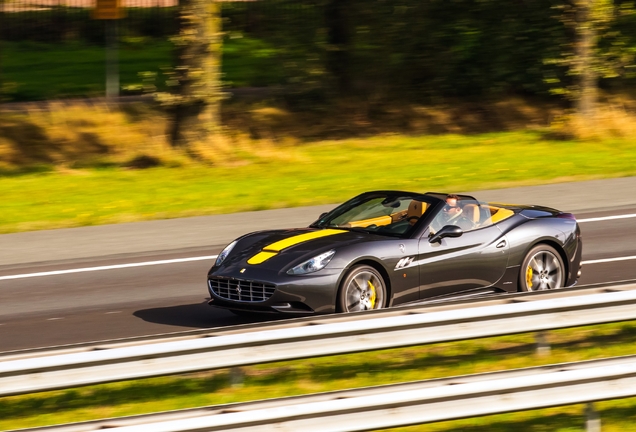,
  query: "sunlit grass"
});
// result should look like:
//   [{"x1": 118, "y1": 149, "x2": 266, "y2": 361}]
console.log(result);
[
  {"x1": 389, "y1": 398, "x2": 636, "y2": 432},
  {"x1": 1, "y1": 321, "x2": 636, "y2": 430}
]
